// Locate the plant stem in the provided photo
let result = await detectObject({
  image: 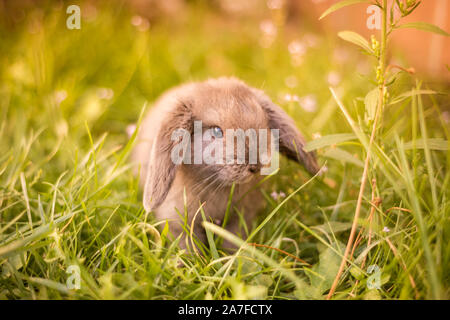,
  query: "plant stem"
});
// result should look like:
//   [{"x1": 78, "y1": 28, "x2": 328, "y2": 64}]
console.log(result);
[{"x1": 326, "y1": 0, "x2": 388, "y2": 300}]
